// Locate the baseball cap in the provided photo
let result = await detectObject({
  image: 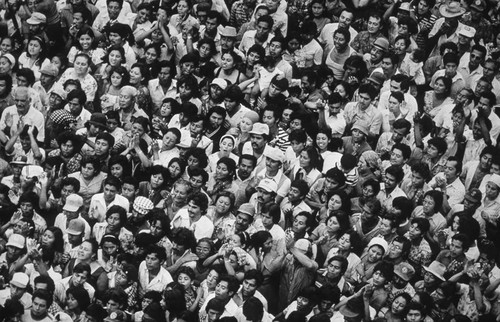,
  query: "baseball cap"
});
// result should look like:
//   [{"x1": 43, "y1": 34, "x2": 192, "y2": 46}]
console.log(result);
[
  {"x1": 6, "y1": 234, "x2": 25, "y2": 249},
  {"x1": 40, "y1": 64, "x2": 59, "y2": 77},
  {"x1": 10, "y1": 272, "x2": 29, "y2": 289},
  {"x1": 27, "y1": 12, "x2": 47, "y2": 25},
  {"x1": 294, "y1": 239, "x2": 311, "y2": 253},
  {"x1": 264, "y1": 147, "x2": 285, "y2": 163},
  {"x1": 458, "y1": 25, "x2": 476, "y2": 38},
  {"x1": 2, "y1": 54, "x2": 15, "y2": 66},
  {"x1": 399, "y1": 2, "x2": 411, "y2": 10},
  {"x1": 10, "y1": 155, "x2": 28, "y2": 166},
  {"x1": 210, "y1": 78, "x2": 228, "y2": 90},
  {"x1": 63, "y1": 194, "x2": 83, "y2": 212},
  {"x1": 257, "y1": 178, "x2": 278, "y2": 193},
  {"x1": 394, "y1": 262, "x2": 416, "y2": 281},
  {"x1": 50, "y1": 85, "x2": 68, "y2": 100},
  {"x1": 367, "y1": 72, "x2": 386, "y2": 86},
  {"x1": 237, "y1": 203, "x2": 255, "y2": 217},
  {"x1": 21, "y1": 165, "x2": 43, "y2": 180},
  {"x1": 464, "y1": 188, "x2": 482, "y2": 204},
  {"x1": 220, "y1": 26, "x2": 237, "y2": 38},
  {"x1": 367, "y1": 237, "x2": 388, "y2": 255},
  {"x1": 133, "y1": 196, "x2": 154, "y2": 215},
  {"x1": 249, "y1": 122, "x2": 269, "y2": 136},
  {"x1": 66, "y1": 219, "x2": 86, "y2": 235},
  {"x1": 373, "y1": 37, "x2": 389, "y2": 52},
  {"x1": 104, "y1": 310, "x2": 127, "y2": 322},
  {"x1": 470, "y1": 0, "x2": 486, "y2": 11}
]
